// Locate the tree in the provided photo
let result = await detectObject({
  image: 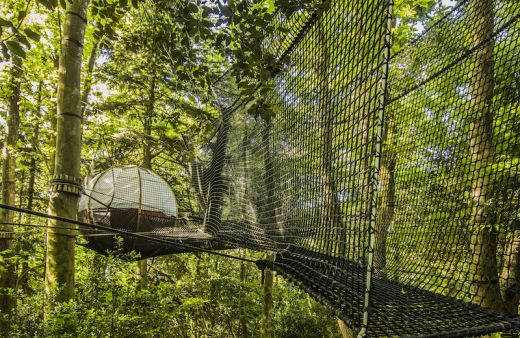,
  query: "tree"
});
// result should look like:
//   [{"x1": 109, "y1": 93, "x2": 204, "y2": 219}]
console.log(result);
[
  {"x1": 467, "y1": 0, "x2": 504, "y2": 312},
  {"x1": 0, "y1": 49, "x2": 23, "y2": 337},
  {"x1": 261, "y1": 253, "x2": 274, "y2": 338},
  {"x1": 45, "y1": 0, "x2": 90, "y2": 313},
  {"x1": 136, "y1": 70, "x2": 156, "y2": 290}
]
